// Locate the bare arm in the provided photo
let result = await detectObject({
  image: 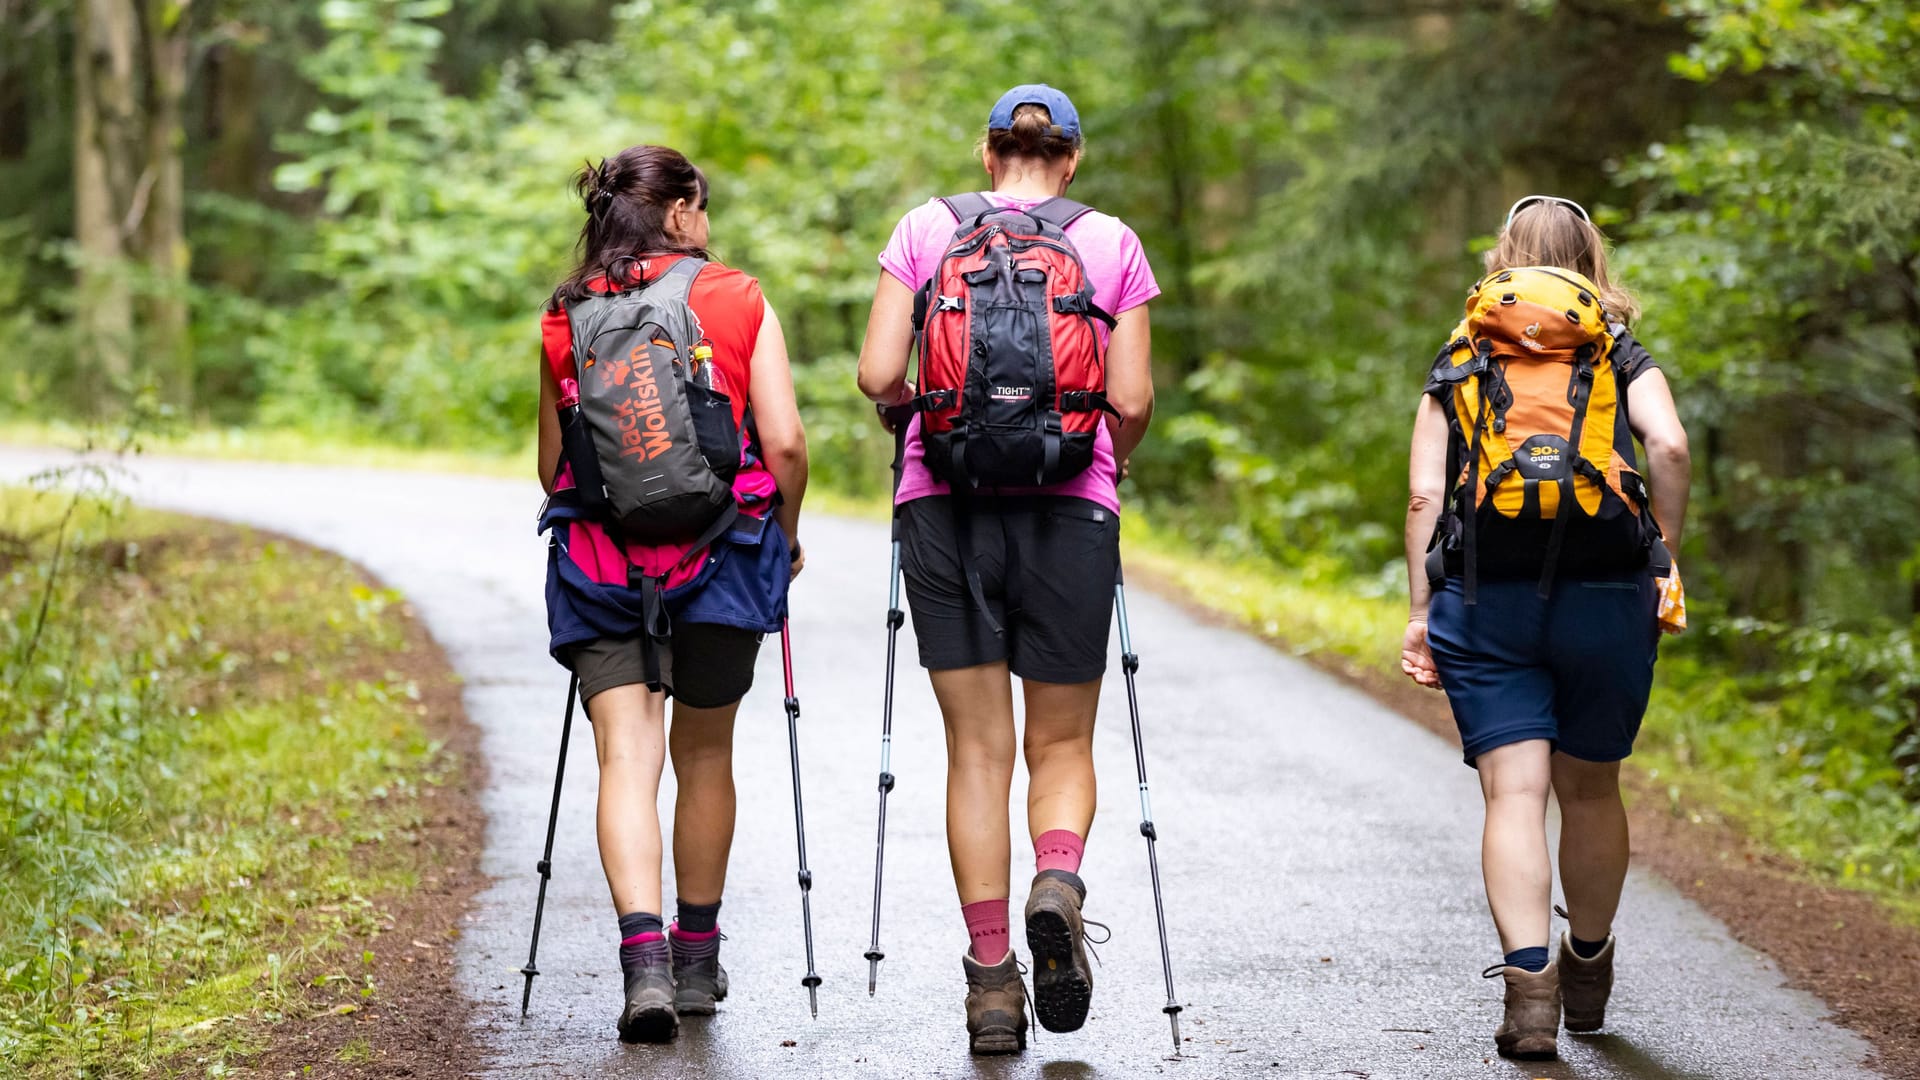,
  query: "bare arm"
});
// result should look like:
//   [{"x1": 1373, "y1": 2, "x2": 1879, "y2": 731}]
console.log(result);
[
  {"x1": 750, "y1": 300, "x2": 808, "y2": 568},
  {"x1": 1404, "y1": 394, "x2": 1450, "y2": 618},
  {"x1": 1626, "y1": 368, "x2": 1691, "y2": 551},
  {"x1": 1401, "y1": 394, "x2": 1450, "y2": 689},
  {"x1": 856, "y1": 271, "x2": 916, "y2": 406},
  {"x1": 537, "y1": 357, "x2": 561, "y2": 495},
  {"x1": 1105, "y1": 304, "x2": 1154, "y2": 467}
]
